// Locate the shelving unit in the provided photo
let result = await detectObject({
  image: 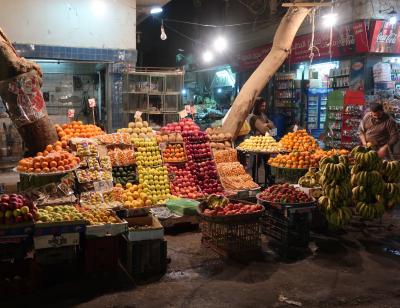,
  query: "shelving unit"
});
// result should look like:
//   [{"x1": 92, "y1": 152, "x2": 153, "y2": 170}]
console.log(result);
[
  {"x1": 273, "y1": 73, "x2": 297, "y2": 130},
  {"x1": 324, "y1": 91, "x2": 344, "y2": 149},
  {"x1": 306, "y1": 88, "x2": 332, "y2": 138},
  {"x1": 328, "y1": 67, "x2": 350, "y2": 91},
  {"x1": 122, "y1": 67, "x2": 184, "y2": 129}
]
